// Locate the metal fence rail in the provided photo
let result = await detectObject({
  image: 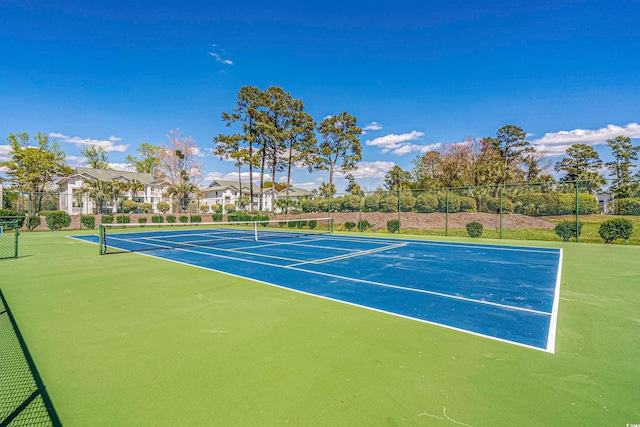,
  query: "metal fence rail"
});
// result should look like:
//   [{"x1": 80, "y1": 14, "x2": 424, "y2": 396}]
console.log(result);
[{"x1": 0, "y1": 290, "x2": 61, "y2": 427}]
